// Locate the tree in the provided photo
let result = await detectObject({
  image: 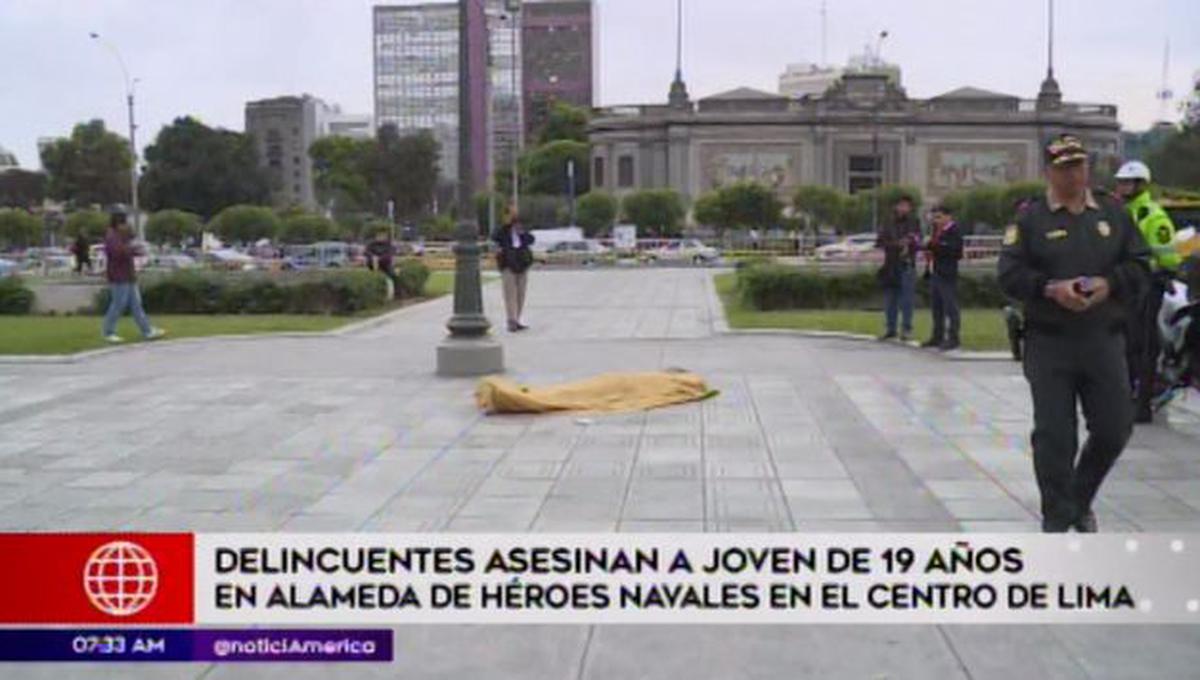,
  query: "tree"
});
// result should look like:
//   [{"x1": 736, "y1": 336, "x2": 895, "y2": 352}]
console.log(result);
[
  {"x1": 0, "y1": 209, "x2": 42, "y2": 249},
  {"x1": 691, "y1": 182, "x2": 781, "y2": 232},
  {"x1": 0, "y1": 170, "x2": 48, "y2": 209},
  {"x1": 278, "y1": 212, "x2": 338, "y2": 244},
  {"x1": 367, "y1": 125, "x2": 440, "y2": 219},
  {"x1": 842, "y1": 184, "x2": 923, "y2": 233},
  {"x1": 518, "y1": 194, "x2": 567, "y2": 228},
  {"x1": 692, "y1": 192, "x2": 724, "y2": 230},
  {"x1": 792, "y1": 185, "x2": 847, "y2": 234},
  {"x1": 145, "y1": 209, "x2": 202, "y2": 246},
  {"x1": 621, "y1": 189, "x2": 685, "y2": 237},
  {"x1": 537, "y1": 101, "x2": 590, "y2": 145},
  {"x1": 520, "y1": 140, "x2": 591, "y2": 196},
  {"x1": 207, "y1": 205, "x2": 280, "y2": 245},
  {"x1": 473, "y1": 191, "x2": 512, "y2": 231},
  {"x1": 140, "y1": 116, "x2": 270, "y2": 219},
  {"x1": 309, "y1": 135, "x2": 373, "y2": 216},
  {"x1": 575, "y1": 192, "x2": 618, "y2": 236},
  {"x1": 39, "y1": 120, "x2": 131, "y2": 207},
  {"x1": 65, "y1": 209, "x2": 109, "y2": 241},
  {"x1": 1148, "y1": 125, "x2": 1200, "y2": 190}
]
